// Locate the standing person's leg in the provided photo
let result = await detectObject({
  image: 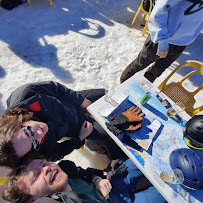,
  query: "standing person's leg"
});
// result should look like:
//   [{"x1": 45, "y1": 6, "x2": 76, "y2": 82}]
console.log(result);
[
  {"x1": 120, "y1": 35, "x2": 159, "y2": 83},
  {"x1": 144, "y1": 44, "x2": 186, "y2": 83}
]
